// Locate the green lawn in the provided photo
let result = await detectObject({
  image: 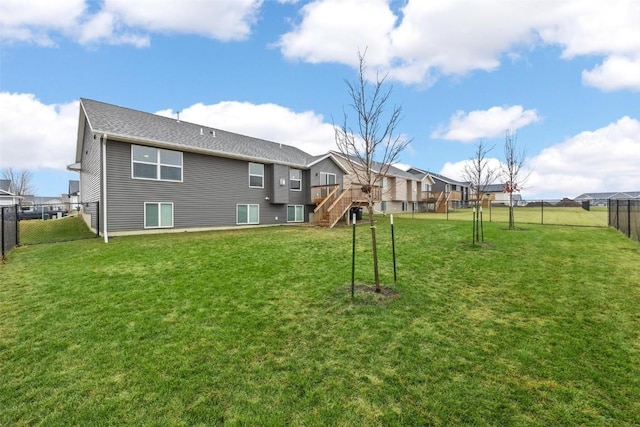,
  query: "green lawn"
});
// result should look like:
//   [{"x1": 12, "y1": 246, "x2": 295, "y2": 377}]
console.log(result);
[
  {"x1": 19, "y1": 214, "x2": 97, "y2": 245},
  {"x1": 1, "y1": 218, "x2": 639, "y2": 425}
]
